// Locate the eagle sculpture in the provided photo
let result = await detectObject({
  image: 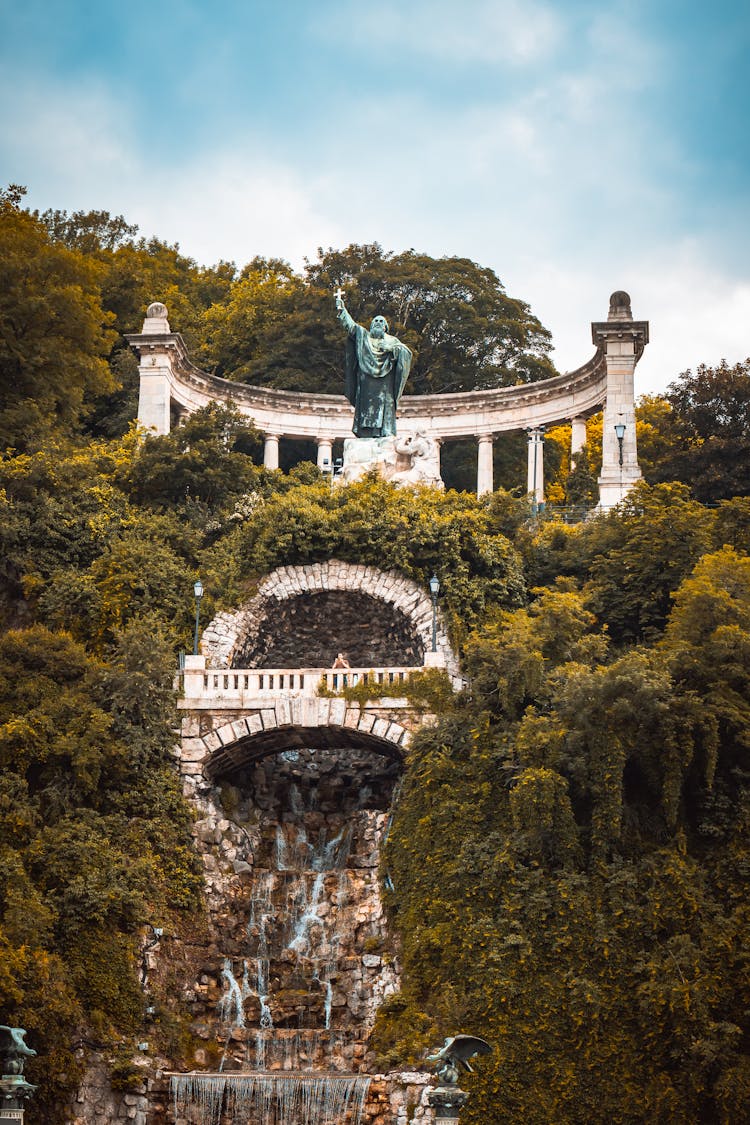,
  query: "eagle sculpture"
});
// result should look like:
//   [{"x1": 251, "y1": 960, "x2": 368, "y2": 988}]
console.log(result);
[
  {"x1": 0, "y1": 1026, "x2": 36, "y2": 1075},
  {"x1": 426, "y1": 1034, "x2": 492, "y2": 1086}
]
